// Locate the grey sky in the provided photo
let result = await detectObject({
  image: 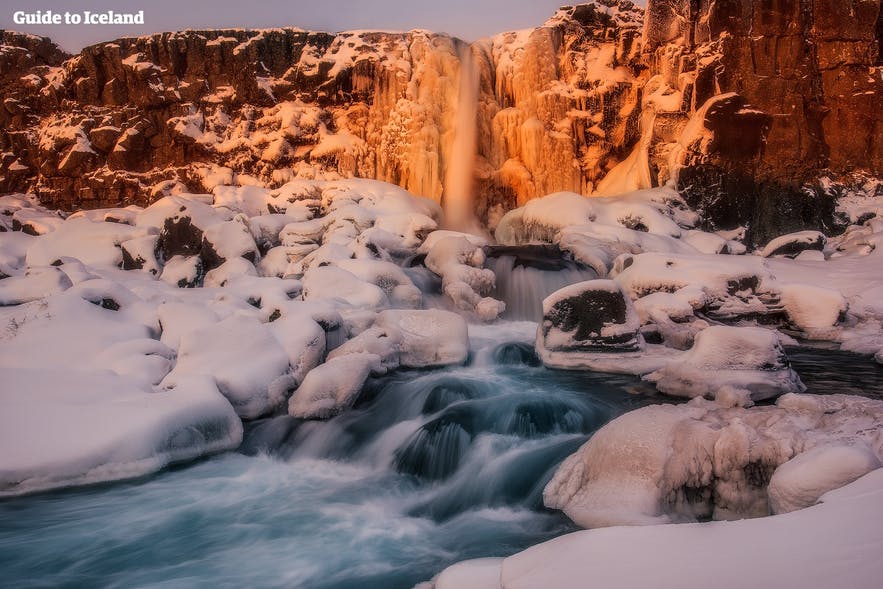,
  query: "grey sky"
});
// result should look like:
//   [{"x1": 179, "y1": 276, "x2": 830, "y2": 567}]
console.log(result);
[{"x1": 3, "y1": 0, "x2": 645, "y2": 53}]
